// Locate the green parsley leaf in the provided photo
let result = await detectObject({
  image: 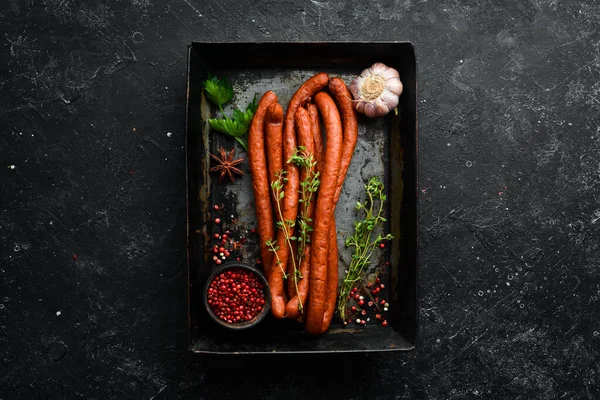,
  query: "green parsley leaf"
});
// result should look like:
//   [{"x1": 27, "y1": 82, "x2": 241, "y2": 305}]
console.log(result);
[
  {"x1": 207, "y1": 94, "x2": 258, "y2": 152},
  {"x1": 208, "y1": 117, "x2": 246, "y2": 136},
  {"x1": 203, "y1": 74, "x2": 233, "y2": 109},
  {"x1": 246, "y1": 93, "x2": 258, "y2": 114}
]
